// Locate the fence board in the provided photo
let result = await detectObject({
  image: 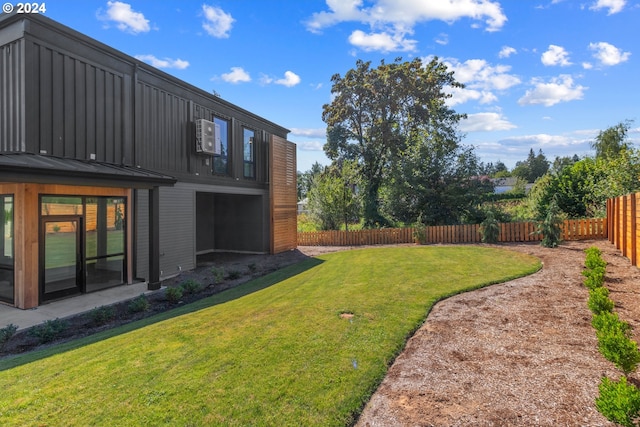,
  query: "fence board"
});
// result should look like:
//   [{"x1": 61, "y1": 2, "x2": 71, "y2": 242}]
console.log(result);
[
  {"x1": 298, "y1": 218, "x2": 606, "y2": 247},
  {"x1": 607, "y1": 193, "x2": 640, "y2": 269}
]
